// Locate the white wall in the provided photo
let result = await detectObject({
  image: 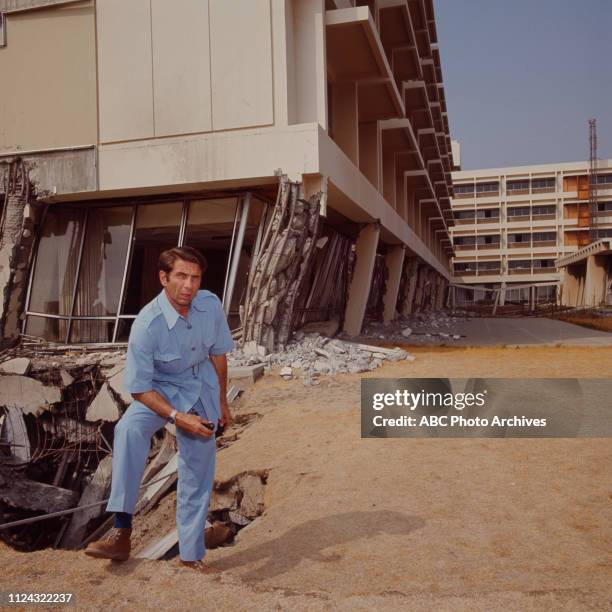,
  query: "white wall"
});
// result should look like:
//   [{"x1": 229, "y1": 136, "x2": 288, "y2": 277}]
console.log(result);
[{"x1": 97, "y1": 0, "x2": 276, "y2": 143}]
